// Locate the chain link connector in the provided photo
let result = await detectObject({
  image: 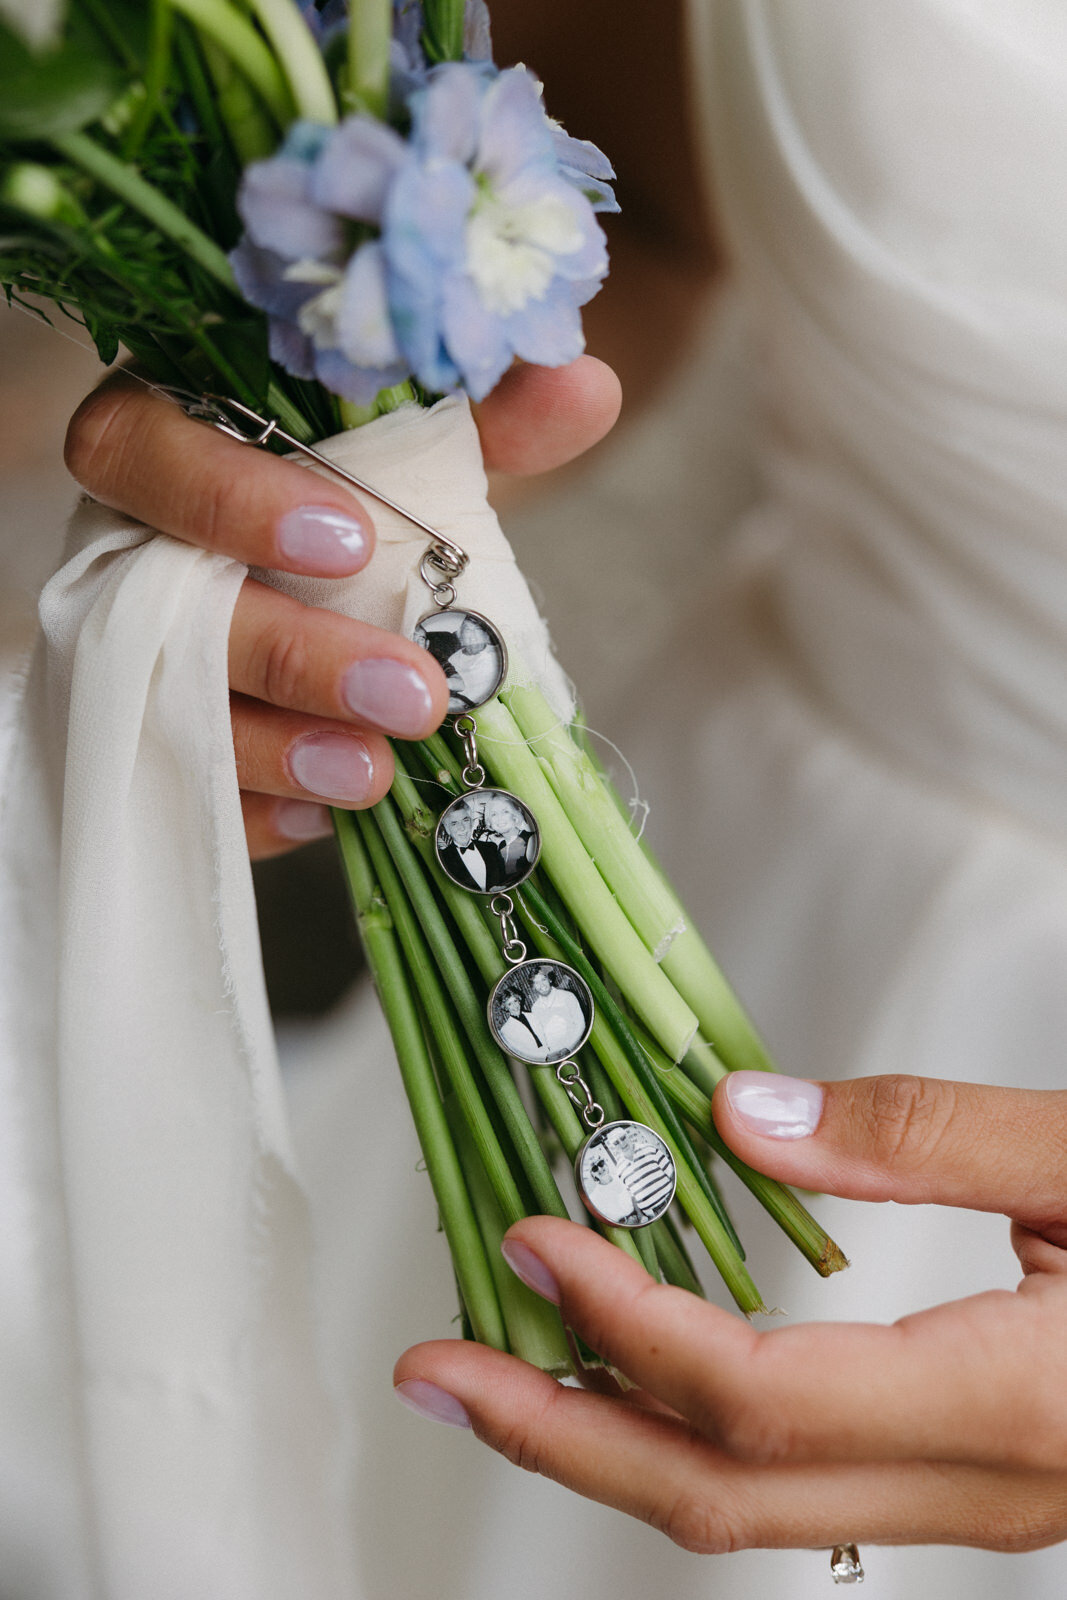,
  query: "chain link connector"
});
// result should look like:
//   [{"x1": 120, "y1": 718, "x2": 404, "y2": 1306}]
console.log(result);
[
  {"x1": 489, "y1": 893, "x2": 527, "y2": 963},
  {"x1": 454, "y1": 713, "x2": 485, "y2": 788},
  {"x1": 554, "y1": 1060, "x2": 605, "y2": 1131}
]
